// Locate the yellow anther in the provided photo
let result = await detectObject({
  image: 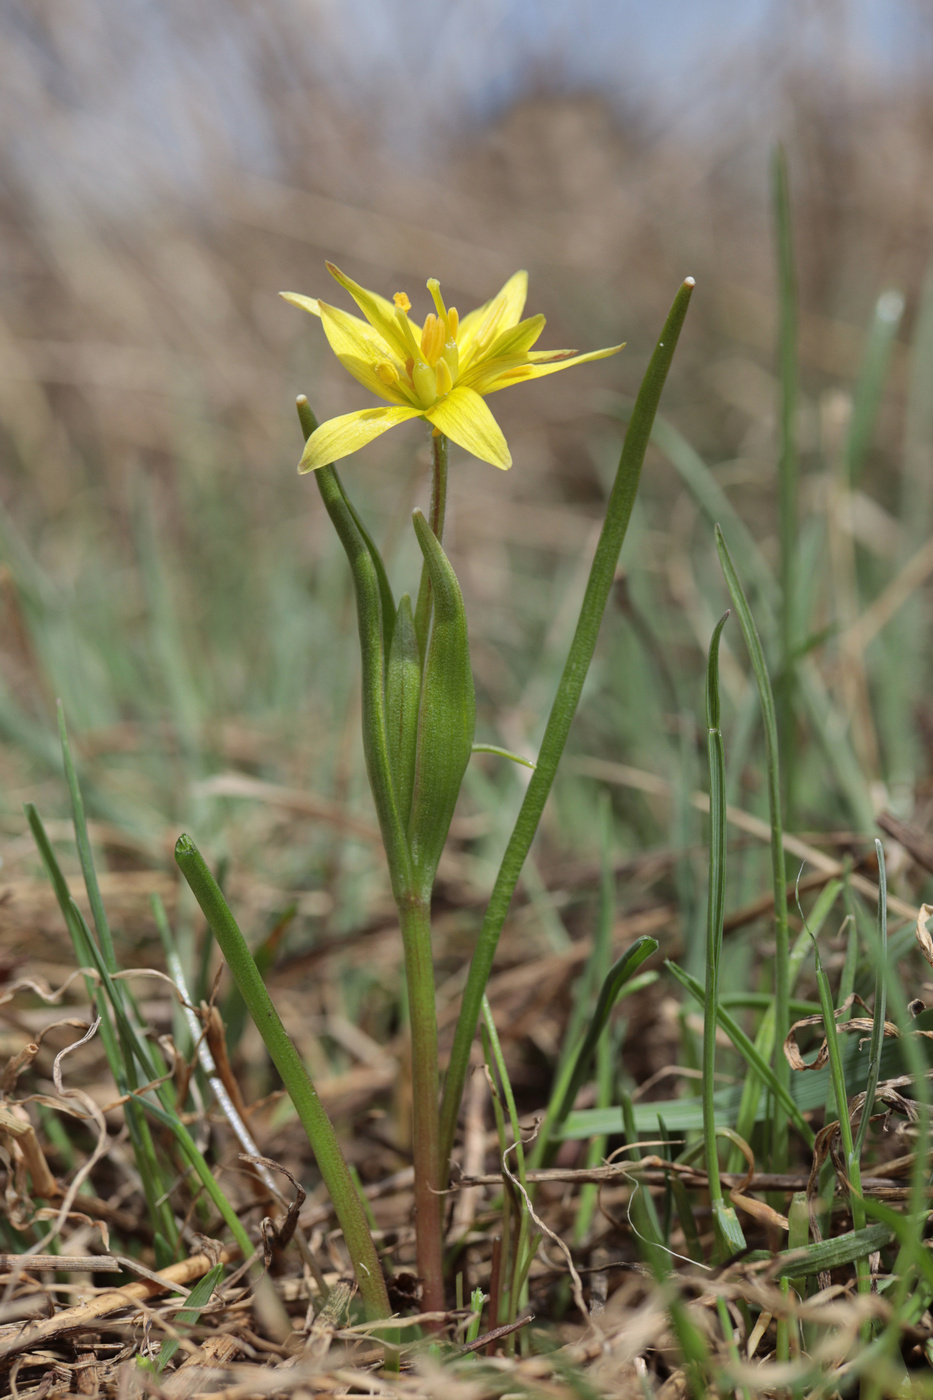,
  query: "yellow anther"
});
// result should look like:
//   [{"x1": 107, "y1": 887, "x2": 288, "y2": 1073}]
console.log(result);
[
  {"x1": 447, "y1": 306, "x2": 459, "y2": 339},
  {"x1": 420, "y1": 313, "x2": 445, "y2": 366},
  {"x1": 393, "y1": 291, "x2": 411, "y2": 311},
  {"x1": 435, "y1": 357, "x2": 453, "y2": 396},
  {"x1": 421, "y1": 312, "x2": 436, "y2": 359},
  {"x1": 375, "y1": 361, "x2": 399, "y2": 386}
]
